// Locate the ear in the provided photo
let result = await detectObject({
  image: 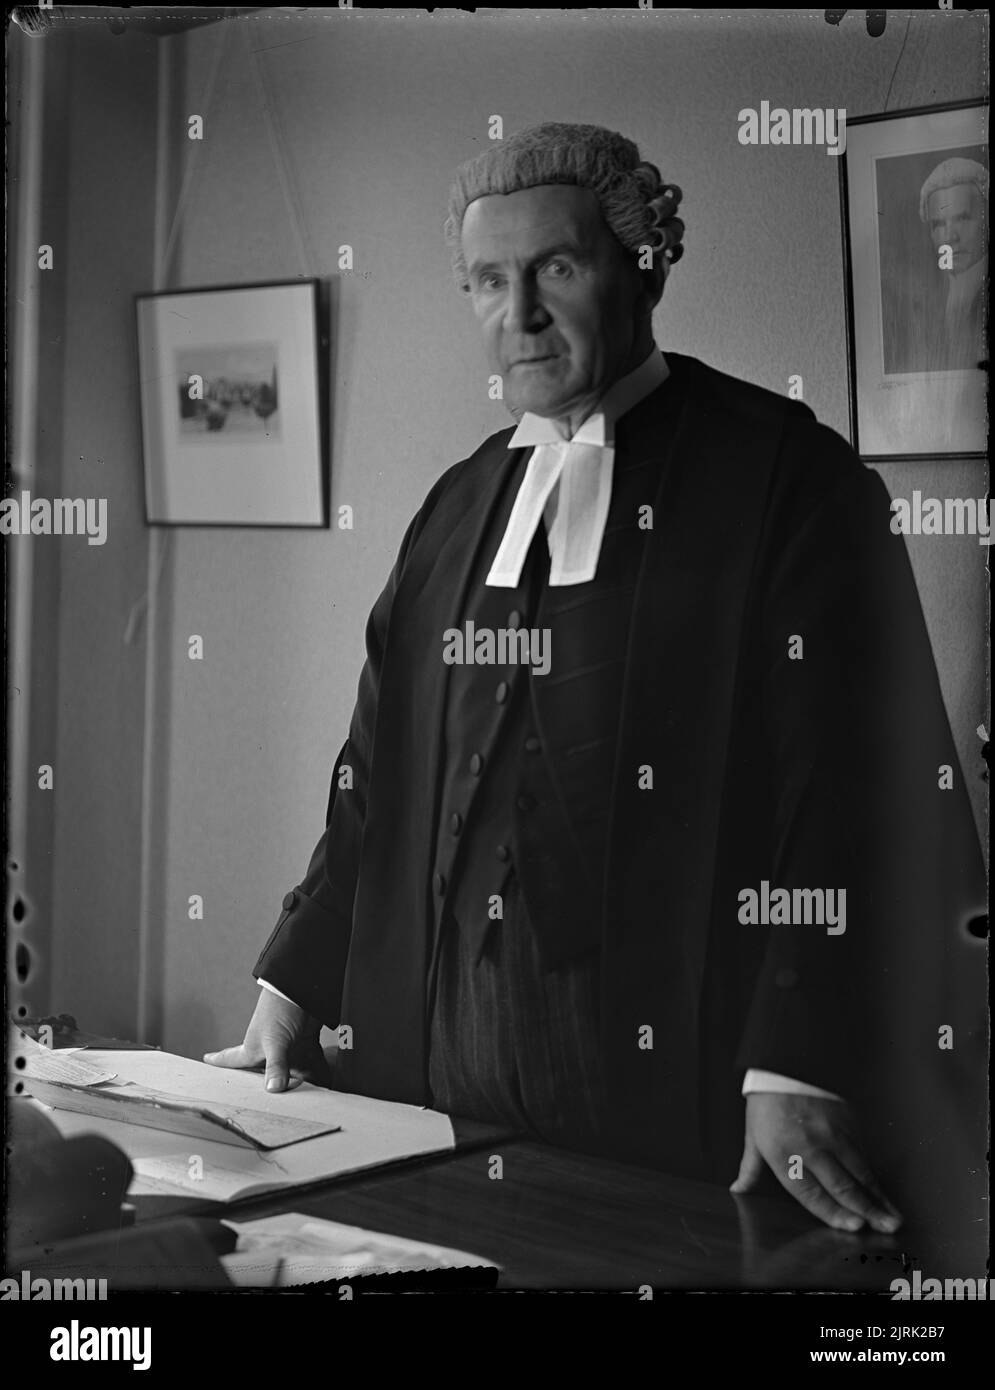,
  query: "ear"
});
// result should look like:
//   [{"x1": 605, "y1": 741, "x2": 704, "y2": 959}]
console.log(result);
[{"x1": 639, "y1": 259, "x2": 667, "y2": 312}]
